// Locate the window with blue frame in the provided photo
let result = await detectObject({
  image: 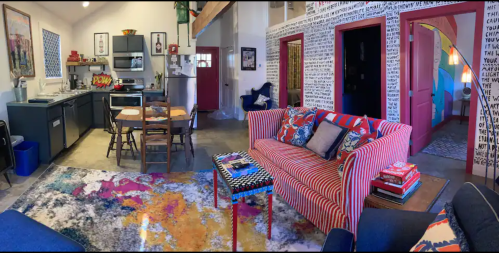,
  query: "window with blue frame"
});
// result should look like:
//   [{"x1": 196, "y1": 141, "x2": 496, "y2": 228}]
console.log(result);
[{"x1": 42, "y1": 29, "x2": 62, "y2": 78}]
